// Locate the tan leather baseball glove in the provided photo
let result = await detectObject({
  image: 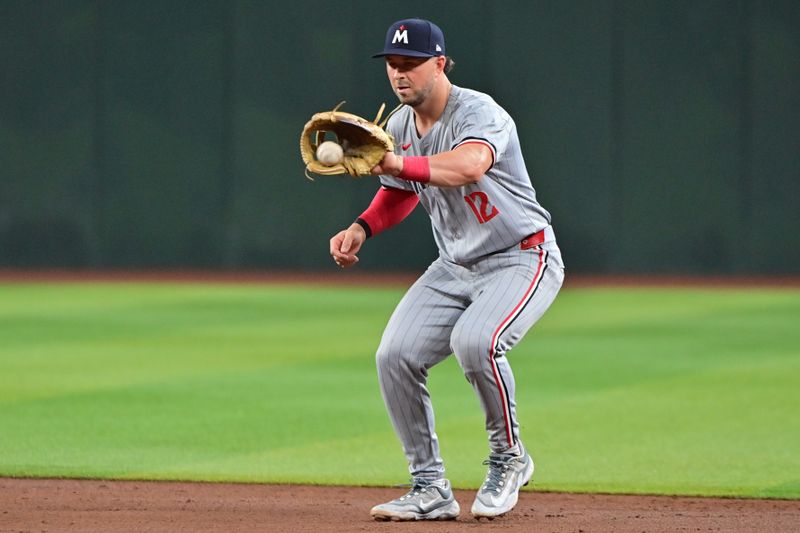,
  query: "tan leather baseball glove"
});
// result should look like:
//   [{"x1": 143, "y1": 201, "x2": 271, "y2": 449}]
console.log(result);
[{"x1": 300, "y1": 101, "x2": 401, "y2": 179}]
